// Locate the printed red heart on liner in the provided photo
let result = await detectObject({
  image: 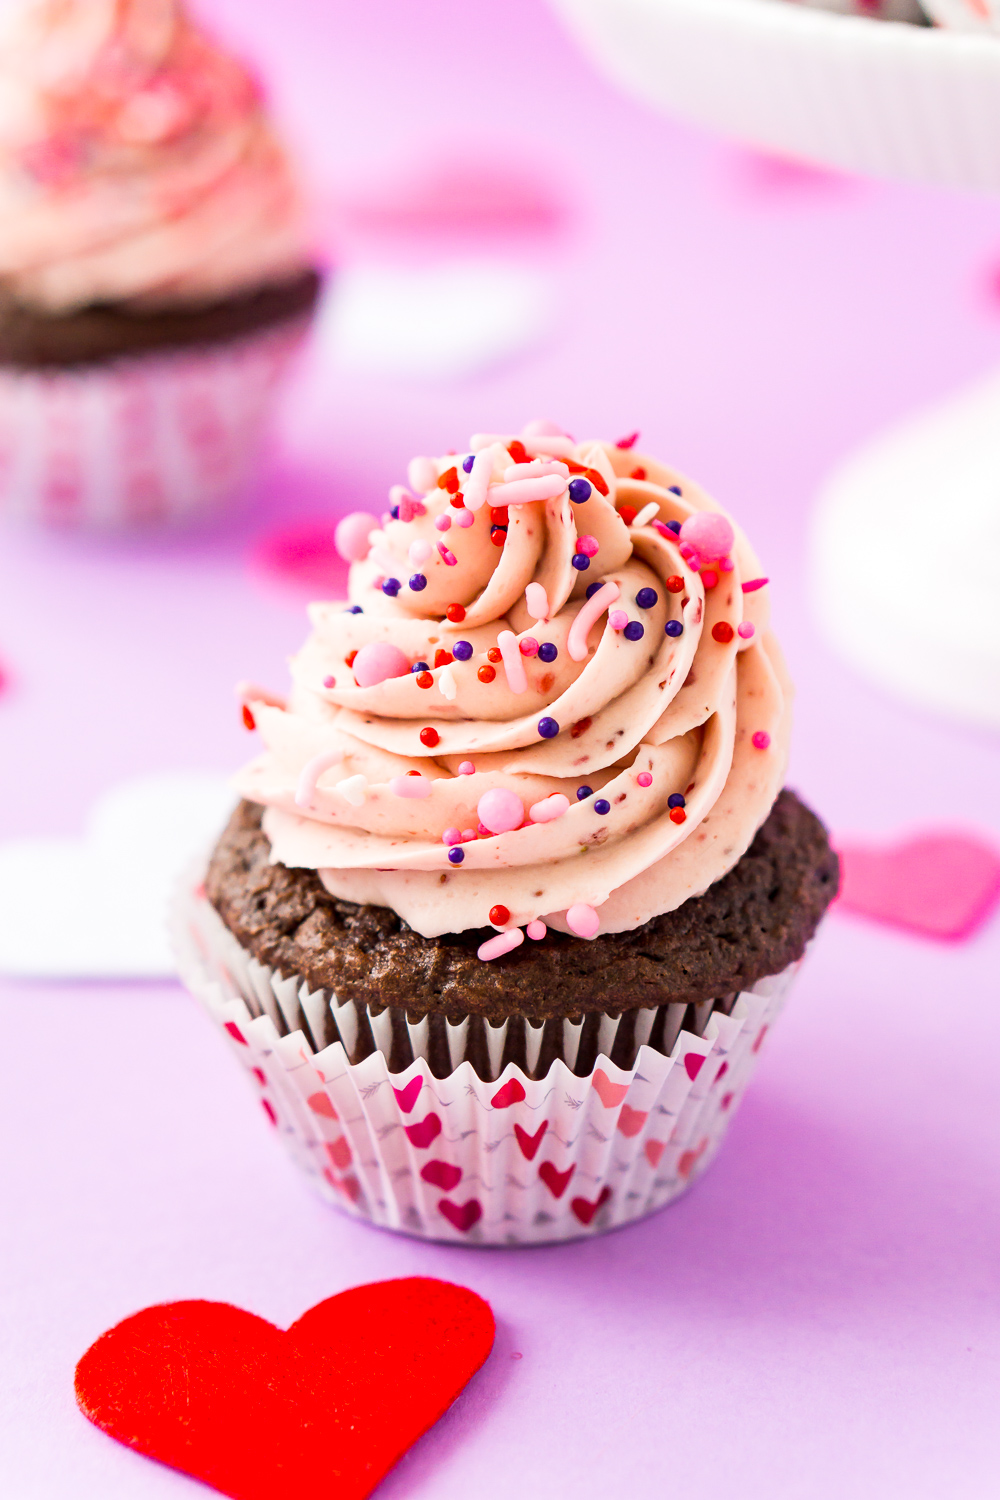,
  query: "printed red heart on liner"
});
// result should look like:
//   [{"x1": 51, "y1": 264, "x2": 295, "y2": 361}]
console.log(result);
[
  {"x1": 836, "y1": 831, "x2": 1000, "y2": 942},
  {"x1": 75, "y1": 1278, "x2": 494, "y2": 1500}
]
